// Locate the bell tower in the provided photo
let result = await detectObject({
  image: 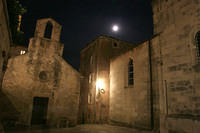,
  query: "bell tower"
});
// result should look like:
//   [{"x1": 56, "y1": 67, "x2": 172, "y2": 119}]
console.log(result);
[{"x1": 28, "y1": 18, "x2": 64, "y2": 57}]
